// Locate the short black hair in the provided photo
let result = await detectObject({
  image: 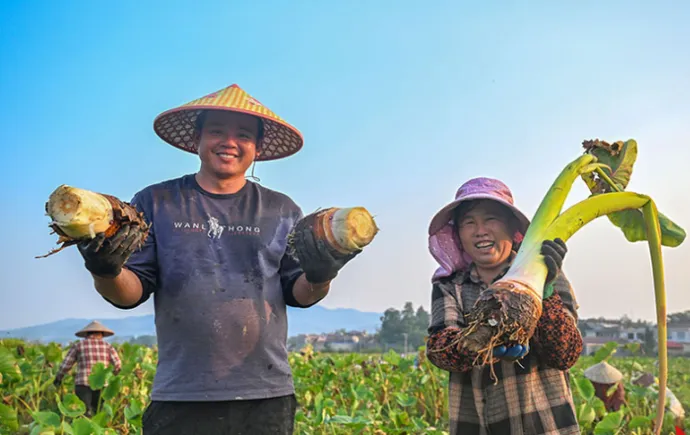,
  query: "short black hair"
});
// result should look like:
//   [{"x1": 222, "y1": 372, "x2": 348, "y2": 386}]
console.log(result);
[{"x1": 194, "y1": 110, "x2": 265, "y2": 148}]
